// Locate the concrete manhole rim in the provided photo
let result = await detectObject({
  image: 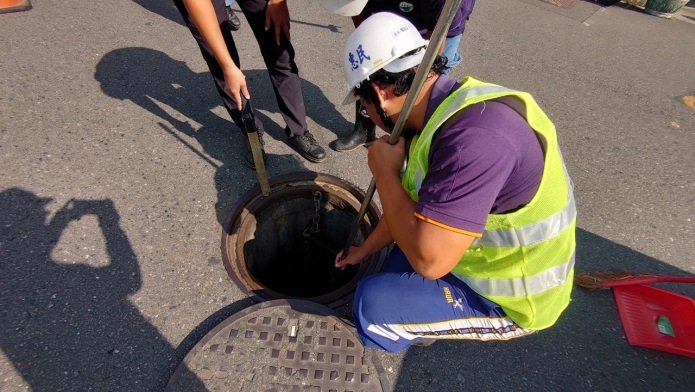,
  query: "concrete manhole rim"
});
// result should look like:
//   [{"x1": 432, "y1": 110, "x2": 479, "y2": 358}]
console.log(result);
[
  {"x1": 166, "y1": 299, "x2": 392, "y2": 391},
  {"x1": 221, "y1": 171, "x2": 386, "y2": 308}
]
